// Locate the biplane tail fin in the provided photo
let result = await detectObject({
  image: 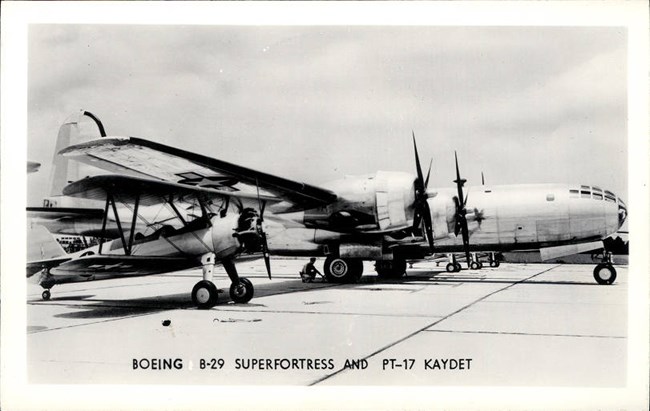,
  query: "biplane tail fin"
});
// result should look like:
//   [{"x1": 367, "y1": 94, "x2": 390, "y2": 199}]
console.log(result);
[{"x1": 26, "y1": 225, "x2": 69, "y2": 277}]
